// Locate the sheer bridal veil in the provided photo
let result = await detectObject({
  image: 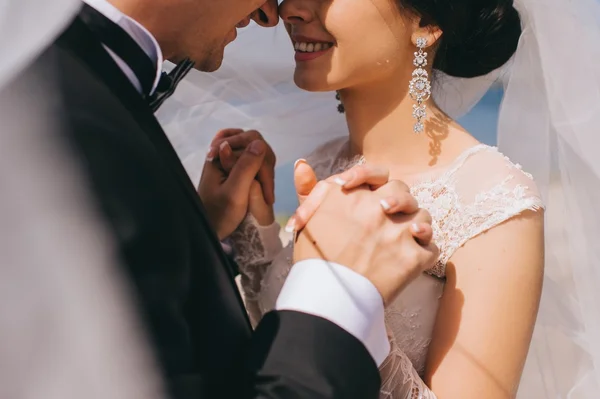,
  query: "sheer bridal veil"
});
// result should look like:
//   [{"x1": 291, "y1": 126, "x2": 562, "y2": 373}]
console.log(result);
[
  {"x1": 0, "y1": 1, "x2": 164, "y2": 398},
  {"x1": 159, "y1": 0, "x2": 600, "y2": 396},
  {"x1": 499, "y1": 0, "x2": 600, "y2": 396},
  {"x1": 430, "y1": 1, "x2": 600, "y2": 395}
]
